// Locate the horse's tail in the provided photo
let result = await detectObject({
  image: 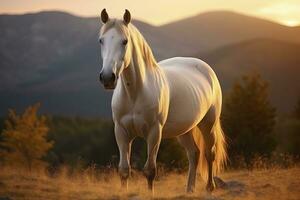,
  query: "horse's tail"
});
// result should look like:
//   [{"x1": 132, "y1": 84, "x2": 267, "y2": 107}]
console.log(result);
[
  {"x1": 193, "y1": 118, "x2": 227, "y2": 181},
  {"x1": 212, "y1": 118, "x2": 227, "y2": 176}
]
